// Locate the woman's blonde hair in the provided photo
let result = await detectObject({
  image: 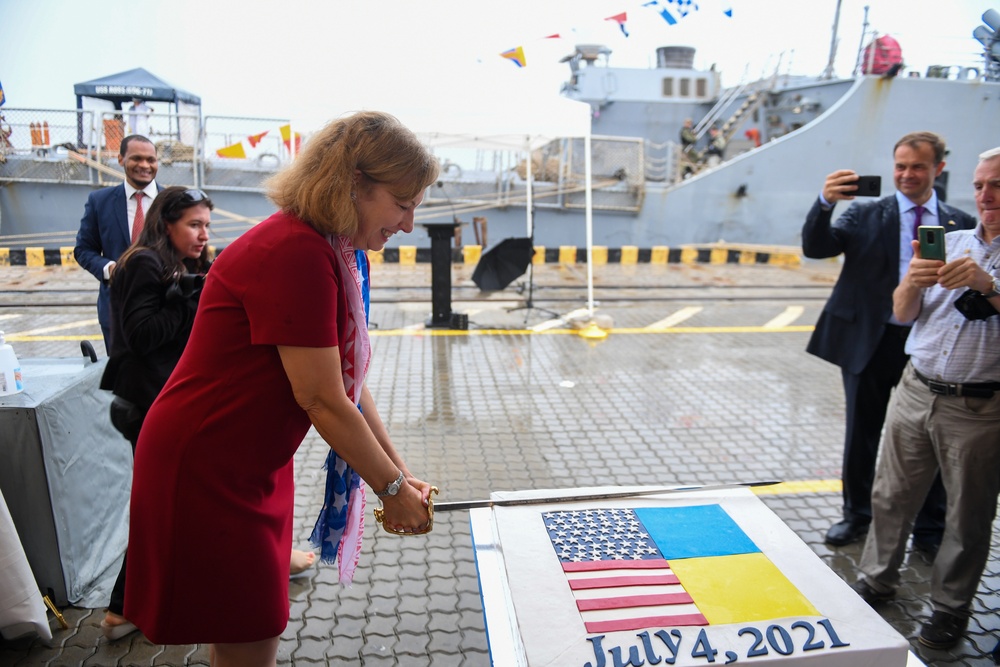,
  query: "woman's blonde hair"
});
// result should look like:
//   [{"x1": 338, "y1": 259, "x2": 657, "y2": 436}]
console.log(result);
[{"x1": 265, "y1": 111, "x2": 439, "y2": 235}]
